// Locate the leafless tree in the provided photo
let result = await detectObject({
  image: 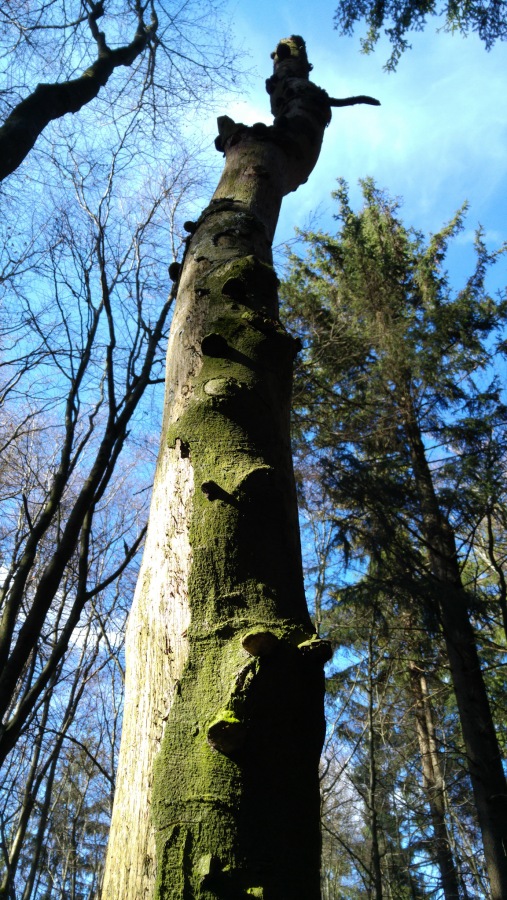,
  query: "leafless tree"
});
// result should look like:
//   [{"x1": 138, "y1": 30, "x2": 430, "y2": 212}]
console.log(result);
[
  {"x1": 0, "y1": 133, "x2": 207, "y2": 770},
  {"x1": 0, "y1": 0, "x2": 240, "y2": 181}
]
